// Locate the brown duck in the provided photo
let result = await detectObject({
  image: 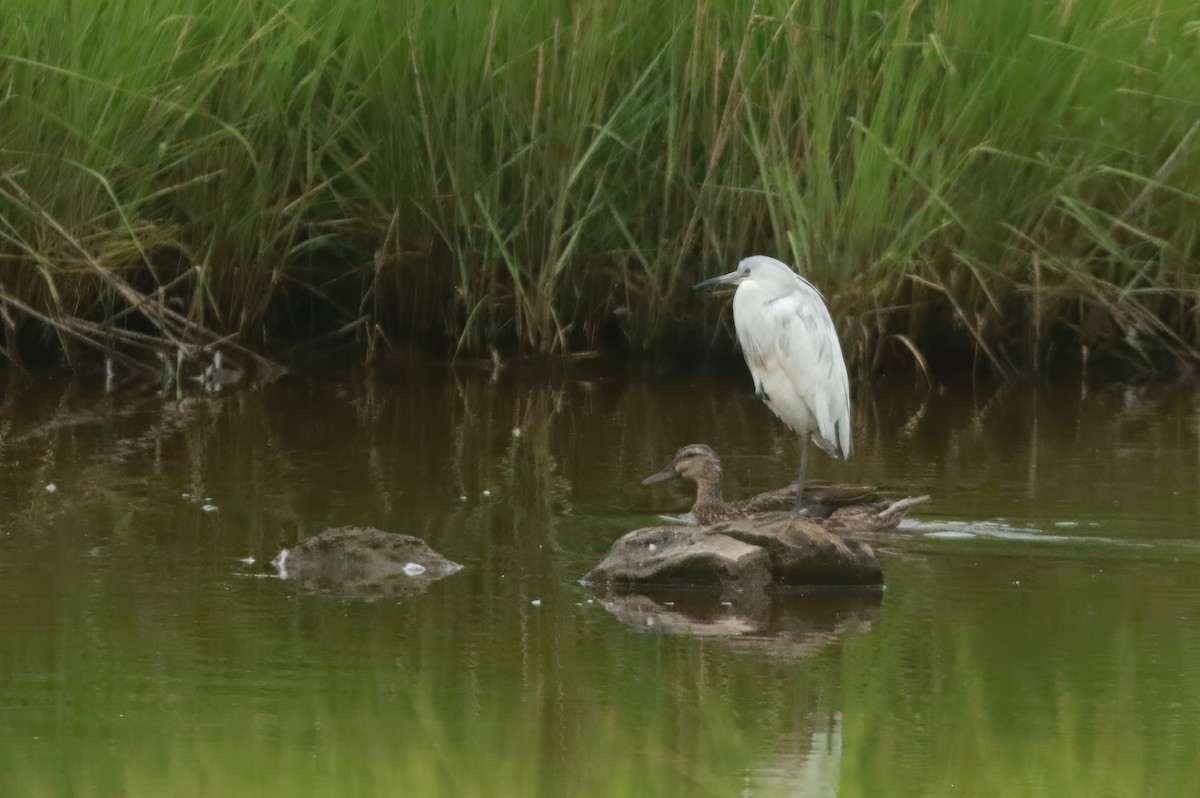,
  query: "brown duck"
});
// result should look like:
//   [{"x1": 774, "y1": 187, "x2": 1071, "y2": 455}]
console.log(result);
[{"x1": 641, "y1": 443, "x2": 928, "y2": 534}]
